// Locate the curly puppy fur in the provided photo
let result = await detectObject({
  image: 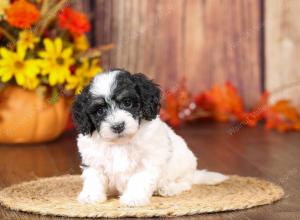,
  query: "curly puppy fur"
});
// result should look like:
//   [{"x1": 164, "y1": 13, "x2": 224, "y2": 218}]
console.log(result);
[{"x1": 72, "y1": 69, "x2": 228, "y2": 206}]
